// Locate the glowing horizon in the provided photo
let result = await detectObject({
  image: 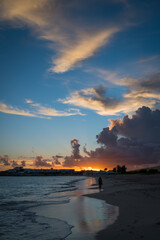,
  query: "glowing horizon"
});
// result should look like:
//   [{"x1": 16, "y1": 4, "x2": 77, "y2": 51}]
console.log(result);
[{"x1": 0, "y1": 0, "x2": 160, "y2": 171}]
